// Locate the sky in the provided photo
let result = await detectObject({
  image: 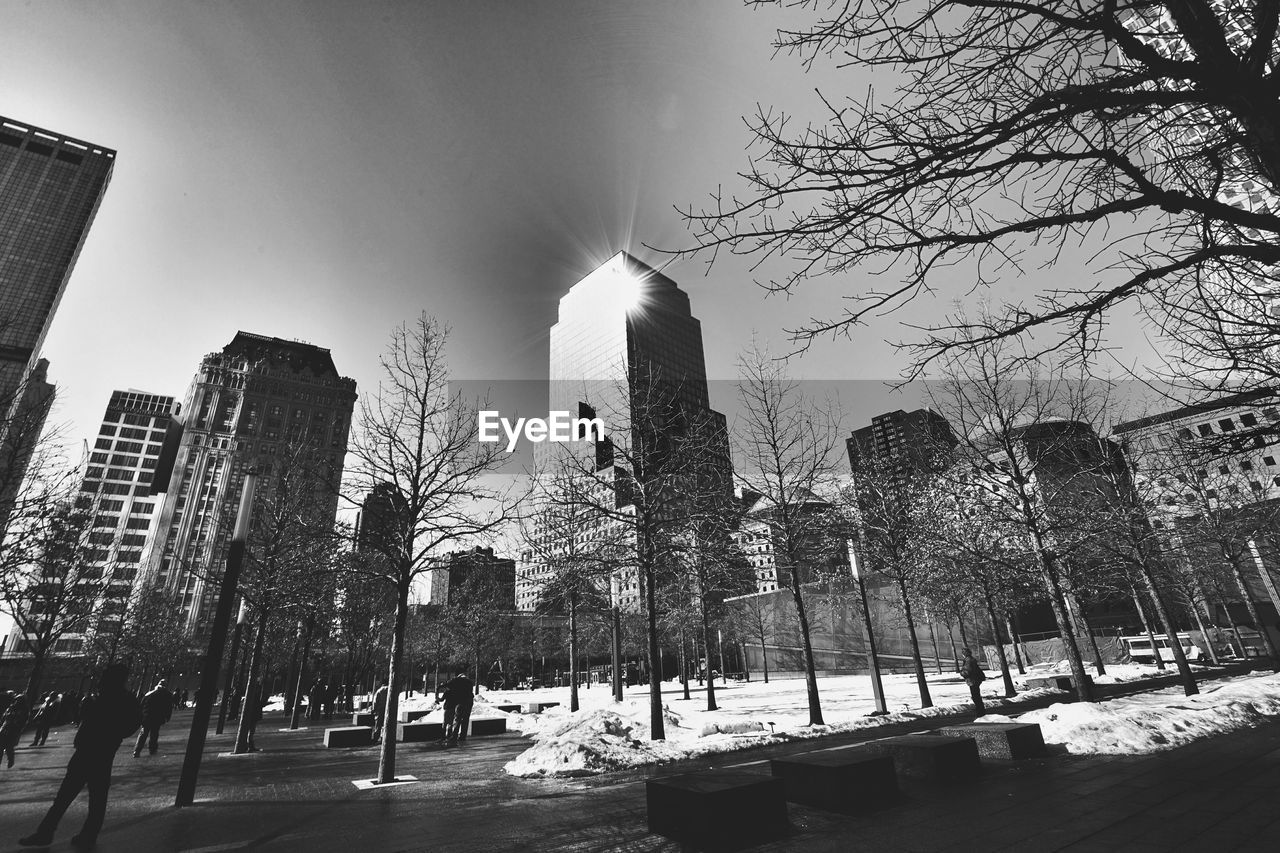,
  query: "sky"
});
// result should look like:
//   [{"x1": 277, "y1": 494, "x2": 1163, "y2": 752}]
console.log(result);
[{"x1": 3, "y1": 0, "x2": 1160, "y2": 463}]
